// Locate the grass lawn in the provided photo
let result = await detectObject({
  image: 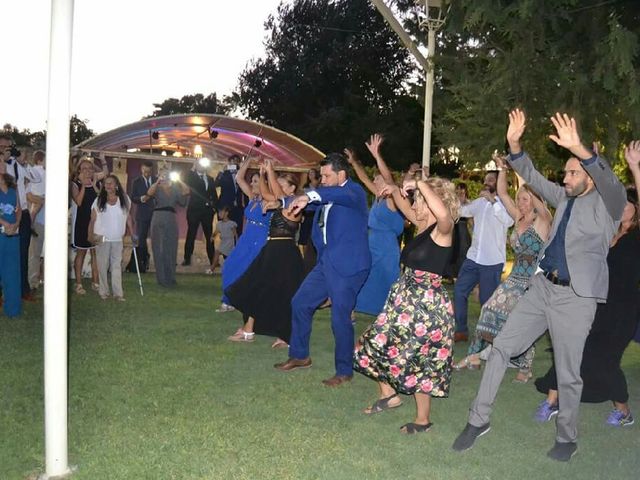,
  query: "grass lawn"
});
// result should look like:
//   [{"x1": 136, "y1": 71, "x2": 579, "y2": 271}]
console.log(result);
[{"x1": 1, "y1": 274, "x2": 639, "y2": 479}]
